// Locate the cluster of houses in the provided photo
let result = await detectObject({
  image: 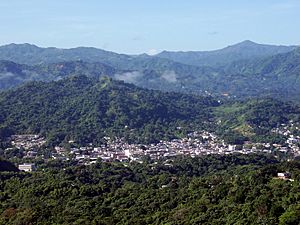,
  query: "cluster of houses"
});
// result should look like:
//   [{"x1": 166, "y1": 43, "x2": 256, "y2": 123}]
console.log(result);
[
  {"x1": 8, "y1": 126, "x2": 300, "y2": 166},
  {"x1": 31, "y1": 131, "x2": 299, "y2": 164},
  {"x1": 9, "y1": 135, "x2": 46, "y2": 158},
  {"x1": 271, "y1": 121, "x2": 300, "y2": 156}
]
